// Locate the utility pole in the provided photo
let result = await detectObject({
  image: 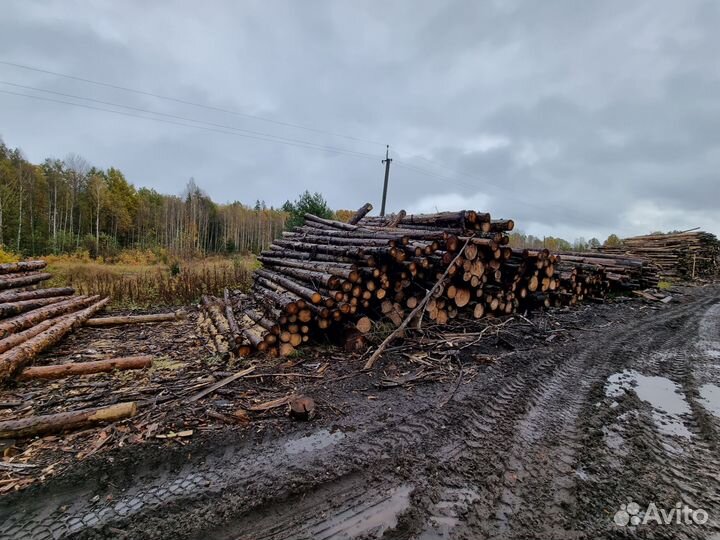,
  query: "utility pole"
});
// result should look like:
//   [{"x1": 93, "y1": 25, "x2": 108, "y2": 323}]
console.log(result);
[{"x1": 380, "y1": 145, "x2": 392, "y2": 217}]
